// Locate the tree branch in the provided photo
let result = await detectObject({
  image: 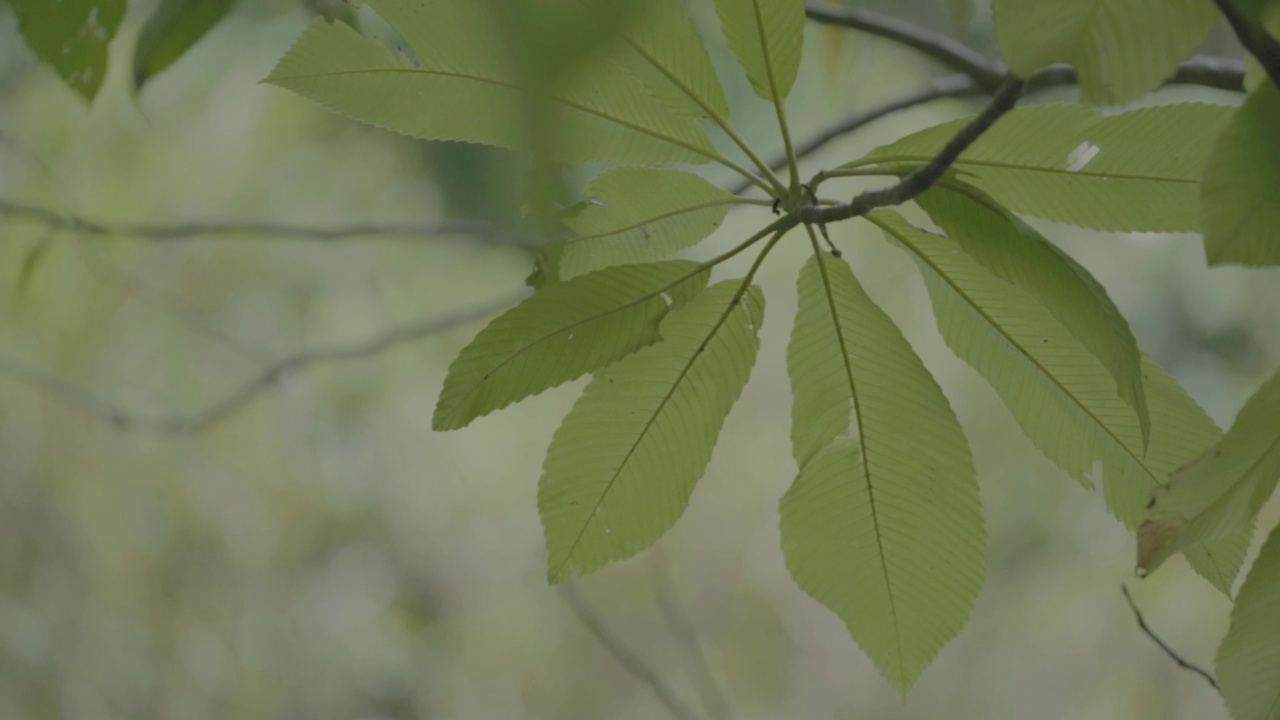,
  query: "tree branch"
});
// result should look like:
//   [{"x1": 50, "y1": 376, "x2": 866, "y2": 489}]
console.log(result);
[
  {"x1": 795, "y1": 74, "x2": 1025, "y2": 225},
  {"x1": 805, "y1": 2, "x2": 1006, "y2": 90},
  {"x1": 1212, "y1": 0, "x2": 1280, "y2": 89},
  {"x1": 0, "y1": 199, "x2": 533, "y2": 248},
  {"x1": 1121, "y1": 586, "x2": 1220, "y2": 691},
  {"x1": 561, "y1": 583, "x2": 705, "y2": 720},
  {"x1": 0, "y1": 293, "x2": 522, "y2": 435}
]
